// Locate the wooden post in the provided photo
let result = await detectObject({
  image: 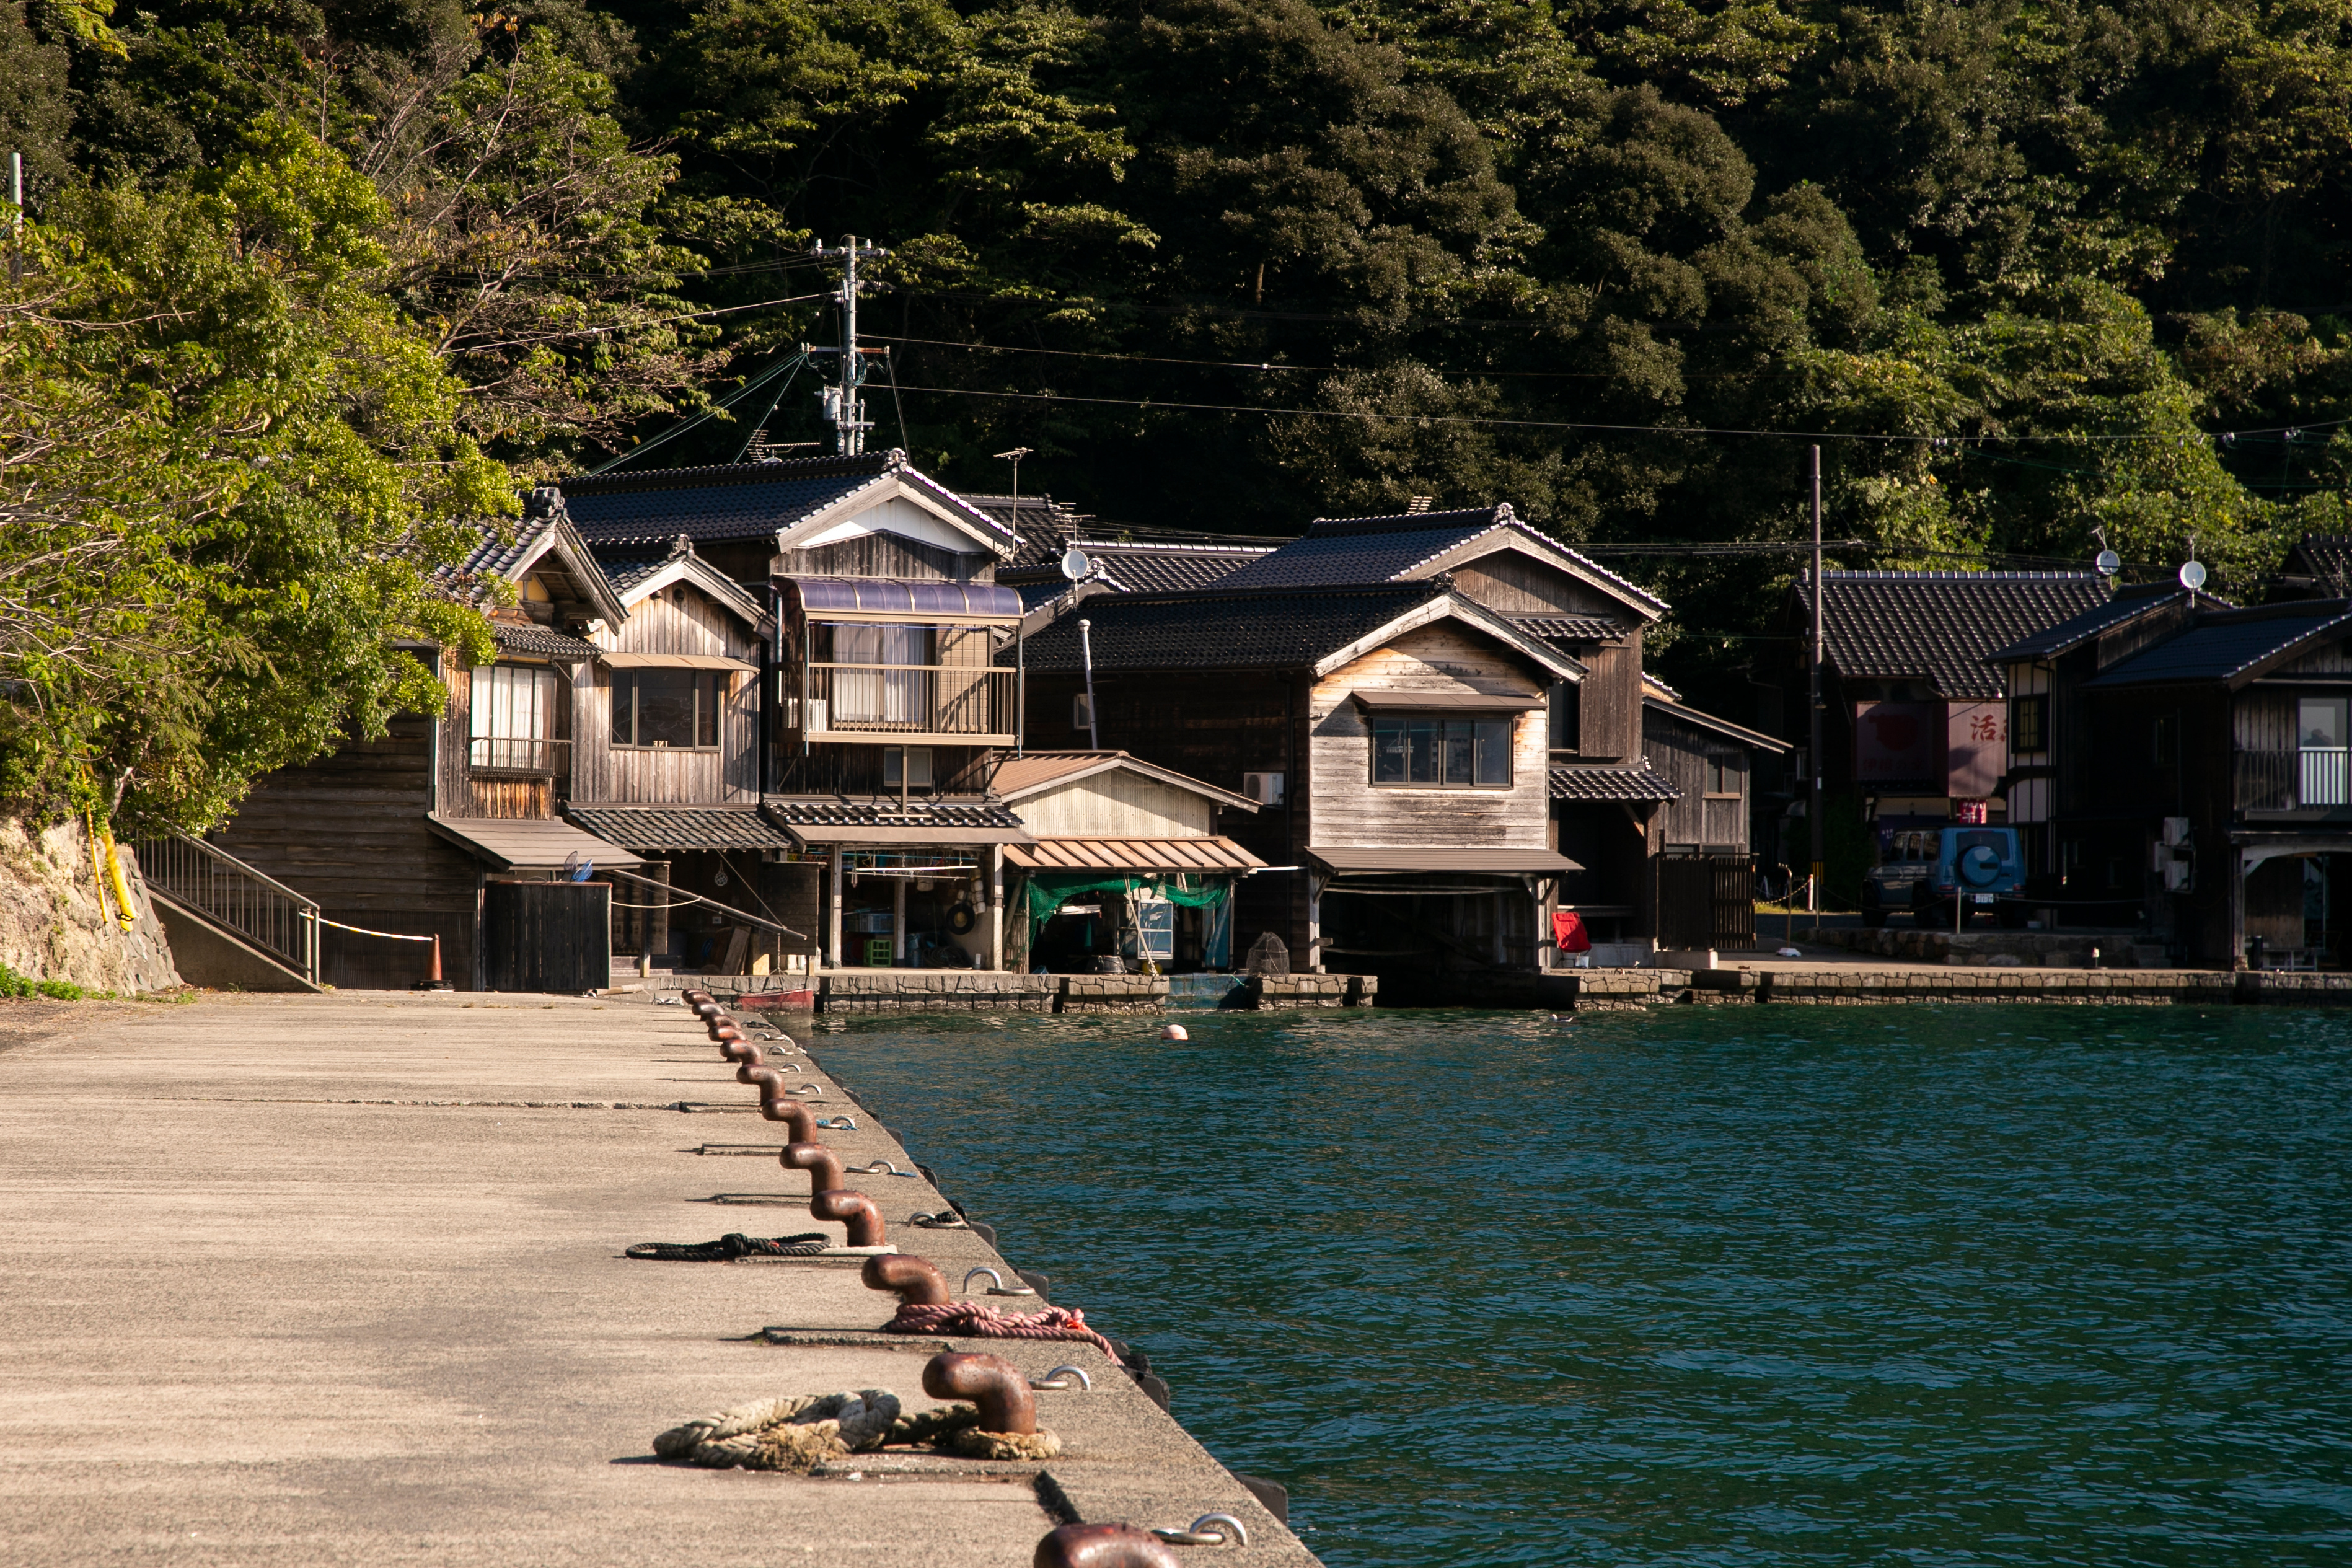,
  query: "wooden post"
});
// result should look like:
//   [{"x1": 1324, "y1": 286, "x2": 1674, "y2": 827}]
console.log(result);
[
  {"x1": 650, "y1": 860, "x2": 671, "y2": 962},
  {"x1": 892, "y1": 874, "x2": 908, "y2": 966},
  {"x1": 1306, "y1": 870, "x2": 1326, "y2": 974},
  {"x1": 988, "y1": 843, "x2": 1005, "y2": 971},
  {"x1": 827, "y1": 846, "x2": 843, "y2": 970}
]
